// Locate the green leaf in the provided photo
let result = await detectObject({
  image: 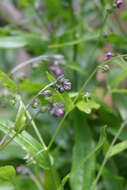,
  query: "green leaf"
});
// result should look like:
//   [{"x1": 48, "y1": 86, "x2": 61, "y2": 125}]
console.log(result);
[
  {"x1": 110, "y1": 89, "x2": 127, "y2": 94},
  {"x1": 63, "y1": 92, "x2": 75, "y2": 112},
  {"x1": 19, "y1": 79, "x2": 46, "y2": 94},
  {"x1": 107, "y1": 68, "x2": 127, "y2": 90},
  {"x1": 96, "y1": 163, "x2": 124, "y2": 190},
  {"x1": 20, "y1": 0, "x2": 35, "y2": 7},
  {"x1": 70, "y1": 111, "x2": 95, "y2": 190},
  {"x1": 0, "y1": 166, "x2": 16, "y2": 181},
  {"x1": 76, "y1": 99, "x2": 100, "y2": 114},
  {"x1": 14, "y1": 96, "x2": 26, "y2": 131},
  {"x1": 121, "y1": 11, "x2": 127, "y2": 20},
  {"x1": 62, "y1": 125, "x2": 107, "y2": 188},
  {"x1": 106, "y1": 33, "x2": 127, "y2": 45},
  {"x1": 113, "y1": 94, "x2": 127, "y2": 120},
  {"x1": 65, "y1": 63, "x2": 86, "y2": 76},
  {"x1": 52, "y1": 91, "x2": 64, "y2": 102},
  {"x1": 44, "y1": 166, "x2": 62, "y2": 190},
  {"x1": 0, "y1": 120, "x2": 51, "y2": 169},
  {"x1": 108, "y1": 140, "x2": 127, "y2": 158},
  {"x1": 0, "y1": 70, "x2": 17, "y2": 93},
  {"x1": 94, "y1": 97, "x2": 121, "y2": 127},
  {"x1": 0, "y1": 36, "x2": 27, "y2": 48},
  {"x1": 46, "y1": 72, "x2": 56, "y2": 82},
  {"x1": 49, "y1": 33, "x2": 99, "y2": 48}
]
